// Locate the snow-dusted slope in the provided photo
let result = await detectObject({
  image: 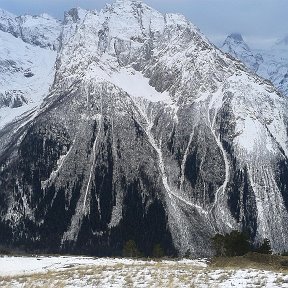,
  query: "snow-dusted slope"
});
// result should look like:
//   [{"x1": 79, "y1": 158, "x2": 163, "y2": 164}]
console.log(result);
[
  {"x1": 0, "y1": 30, "x2": 57, "y2": 128},
  {"x1": 221, "y1": 33, "x2": 288, "y2": 96},
  {"x1": 0, "y1": 9, "x2": 61, "y2": 50},
  {"x1": 0, "y1": 9, "x2": 59, "y2": 129},
  {"x1": 0, "y1": 0, "x2": 288, "y2": 257},
  {"x1": 0, "y1": 8, "x2": 19, "y2": 36},
  {"x1": 256, "y1": 37, "x2": 288, "y2": 96}
]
